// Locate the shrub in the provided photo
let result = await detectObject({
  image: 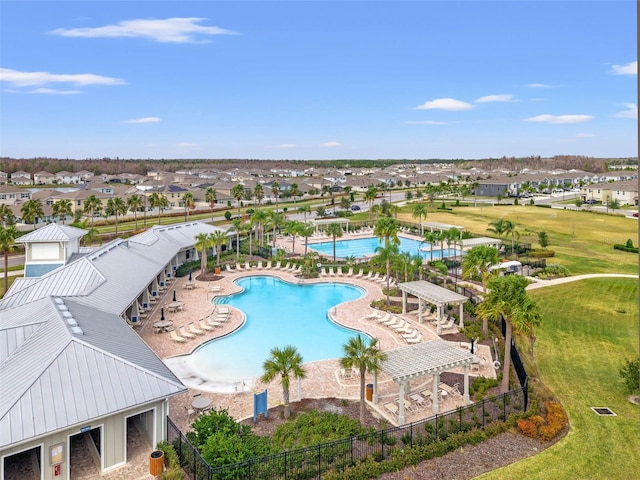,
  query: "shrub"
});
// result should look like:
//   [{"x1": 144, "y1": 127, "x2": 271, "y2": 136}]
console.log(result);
[
  {"x1": 532, "y1": 263, "x2": 570, "y2": 279},
  {"x1": 272, "y1": 410, "x2": 365, "y2": 449},
  {"x1": 619, "y1": 358, "x2": 640, "y2": 394},
  {"x1": 517, "y1": 419, "x2": 538, "y2": 438},
  {"x1": 156, "y1": 442, "x2": 183, "y2": 480},
  {"x1": 529, "y1": 249, "x2": 556, "y2": 258},
  {"x1": 613, "y1": 242, "x2": 639, "y2": 253}
]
